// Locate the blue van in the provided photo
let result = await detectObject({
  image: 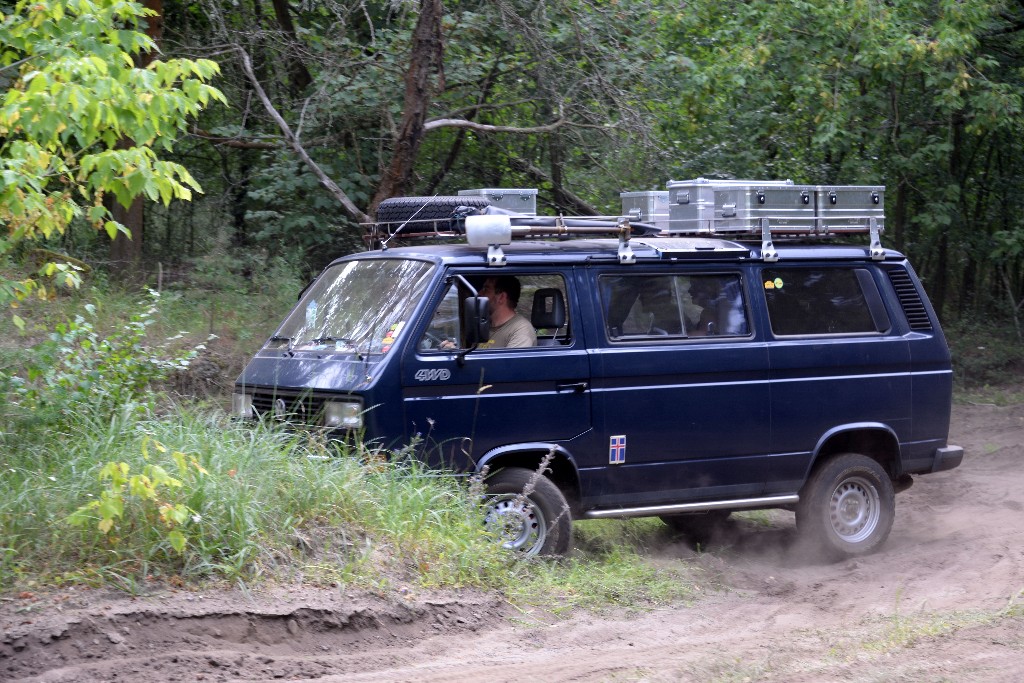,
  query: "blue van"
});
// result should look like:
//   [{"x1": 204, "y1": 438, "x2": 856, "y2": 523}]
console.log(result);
[{"x1": 232, "y1": 197, "x2": 962, "y2": 558}]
